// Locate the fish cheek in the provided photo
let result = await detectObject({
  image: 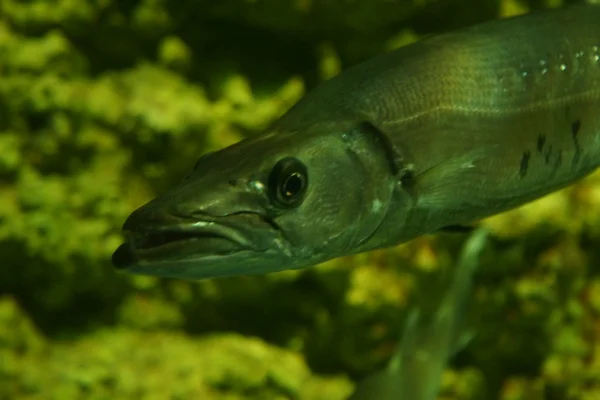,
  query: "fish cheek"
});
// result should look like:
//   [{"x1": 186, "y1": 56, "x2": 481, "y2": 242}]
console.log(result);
[
  {"x1": 270, "y1": 131, "x2": 395, "y2": 255},
  {"x1": 275, "y1": 164, "x2": 386, "y2": 256}
]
